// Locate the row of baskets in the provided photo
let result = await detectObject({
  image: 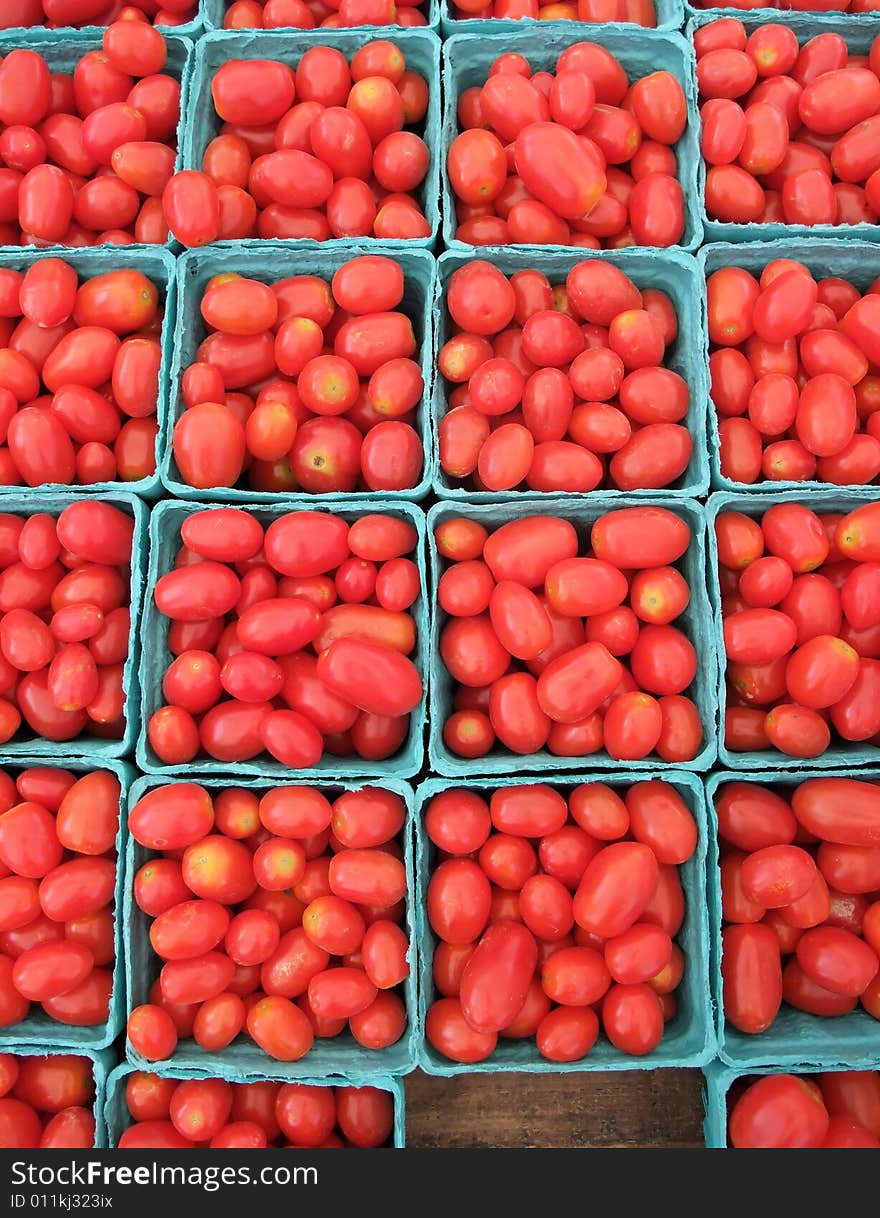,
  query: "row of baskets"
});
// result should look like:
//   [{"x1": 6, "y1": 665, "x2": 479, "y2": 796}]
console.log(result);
[
  {"x1": 3, "y1": 19, "x2": 880, "y2": 254},
  {"x1": 6, "y1": 487, "x2": 878, "y2": 777},
  {"x1": 3, "y1": 757, "x2": 875, "y2": 1151},
  {"x1": 0, "y1": 1045, "x2": 844, "y2": 1148},
  {"x1": 3, "y1": 761, "x2": 879, "y2": 1075},
  {"x1": 2, "y1": 237, "x2": 877, "y2": 504},
  {"x1": 5, "y1": 0, "x2": 880, "y2": 40},
  {"x1": 1, "y1": 1044, "x2": 797, "y2": 1149}
]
